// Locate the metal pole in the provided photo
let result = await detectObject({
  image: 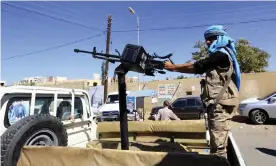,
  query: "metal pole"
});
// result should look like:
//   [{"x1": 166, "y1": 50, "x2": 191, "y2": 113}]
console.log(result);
[
  {"x1": 136, "y1": 15, "x2": 140, "y2": 90},
  {"x1": 115, "y1": 66, "x2": 129, "y2": 150}
]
